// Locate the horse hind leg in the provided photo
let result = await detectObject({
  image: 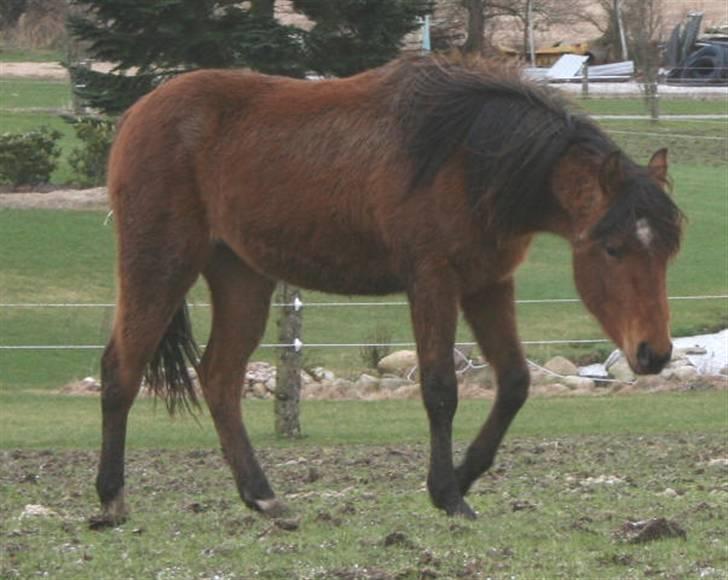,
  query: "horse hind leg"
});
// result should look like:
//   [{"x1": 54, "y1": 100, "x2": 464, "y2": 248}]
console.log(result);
[
  {"x1": 94, "y1": 208, "x2": 209, "y2": 527},
  {"x1": 198, "y1": 244, "x2": 285, "y2": 517}
]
